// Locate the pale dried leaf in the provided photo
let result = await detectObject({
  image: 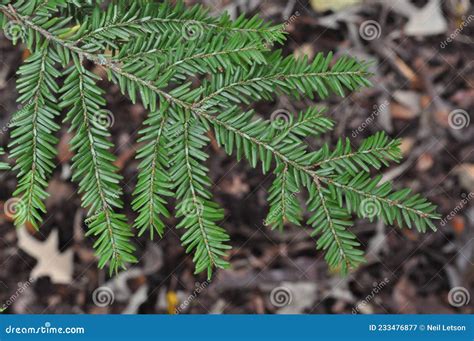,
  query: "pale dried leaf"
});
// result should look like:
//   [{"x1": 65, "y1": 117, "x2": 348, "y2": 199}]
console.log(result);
[
  {"x1": 404, "y1": 0, "x2": 447, "y2": 36},
  {"x1": 17, "y1": 227, "x2": 74, "y2": 284},
  {"x1": 310, "y1": 0, "x2": 362, "y2": 12},
  {"x1": 456, "y1": 164, "x2": 474, "y2": 192}
]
